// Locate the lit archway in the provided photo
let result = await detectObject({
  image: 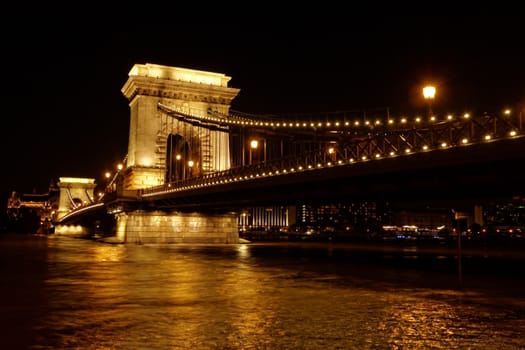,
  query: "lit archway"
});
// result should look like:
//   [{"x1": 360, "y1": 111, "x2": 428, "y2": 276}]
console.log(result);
[{"x1": 166, "y1": 134, "x2": 191, "y2": 182}]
